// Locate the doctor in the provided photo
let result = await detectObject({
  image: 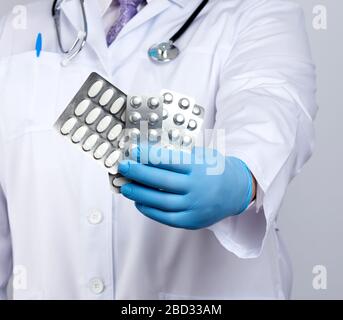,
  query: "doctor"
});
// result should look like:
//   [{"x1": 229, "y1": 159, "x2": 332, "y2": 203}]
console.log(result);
[{"x1": 0, "y1": 0, "x2": 316, "y2": 299}]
